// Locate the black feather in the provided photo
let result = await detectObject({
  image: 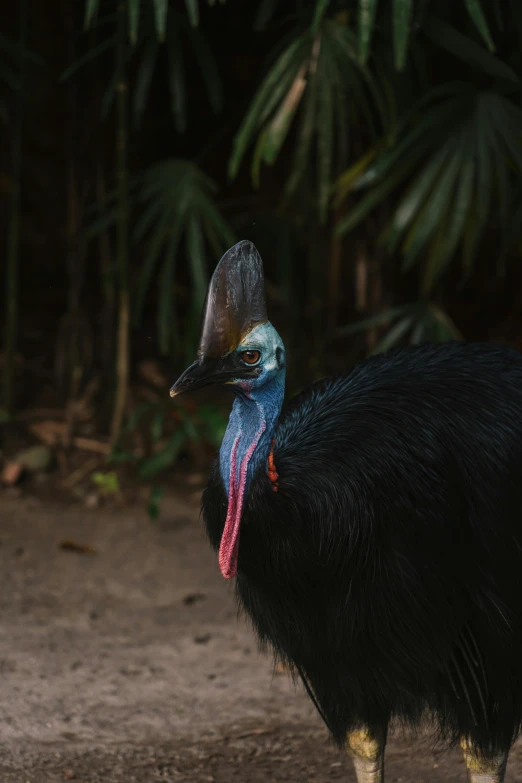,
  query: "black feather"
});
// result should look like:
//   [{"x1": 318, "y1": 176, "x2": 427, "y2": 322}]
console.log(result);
[{"x1": 202, "y1": 341, "x2": 522, "y2": 758}]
